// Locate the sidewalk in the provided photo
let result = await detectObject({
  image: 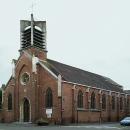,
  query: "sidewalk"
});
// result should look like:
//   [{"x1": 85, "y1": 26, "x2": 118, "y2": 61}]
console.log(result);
[
  {"x1": 0, "y1": 122, "x2": 120, "y2": 127},
  {"x1": 0, "y1": 122, "x2": 36, "y2": 127}
]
